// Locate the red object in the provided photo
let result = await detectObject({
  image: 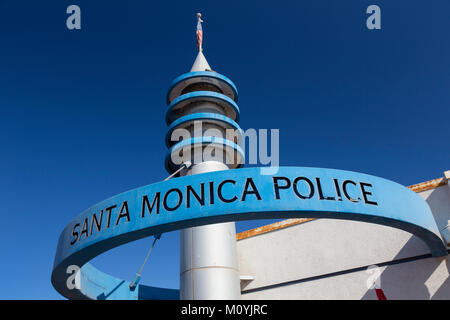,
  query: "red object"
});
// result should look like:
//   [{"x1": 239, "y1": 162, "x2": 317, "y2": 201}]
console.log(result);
[
  {"x1": 375, "y1": 288, "x2": 387, "y2": 300},
  {"x1": 196, "y1": 20, "x2": 203, "y2": 49}
]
